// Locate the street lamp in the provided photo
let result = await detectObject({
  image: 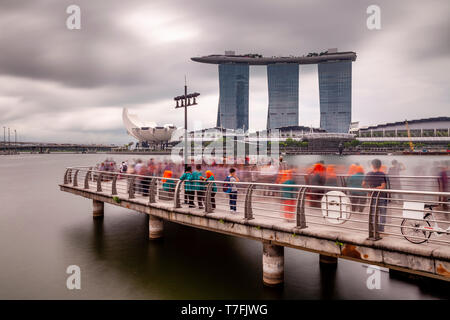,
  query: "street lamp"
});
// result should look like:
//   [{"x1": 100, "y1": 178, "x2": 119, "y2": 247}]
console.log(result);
[{"x1": 174, "y1": 80, "x2": 200, "y2": 170}]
